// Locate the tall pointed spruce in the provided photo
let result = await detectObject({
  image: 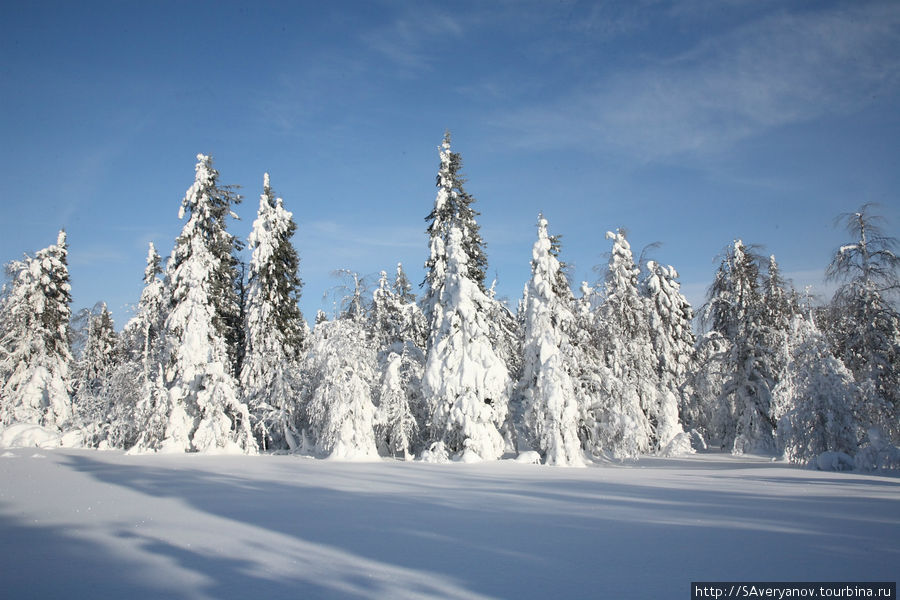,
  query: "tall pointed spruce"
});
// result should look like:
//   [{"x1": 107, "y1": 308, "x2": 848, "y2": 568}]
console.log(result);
[
  {"x1": 161, "y1": 154, "x2": 255, "y2": 453},
  {"x1": 423, "y1": 131, "x2": 488, "y2": 319},
  {"x1": 519, "y1": 215, "x2": 583, "y2": 466},
  {"x1": 241, "y1": 173, "x2": 306, "y2": 451}
]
